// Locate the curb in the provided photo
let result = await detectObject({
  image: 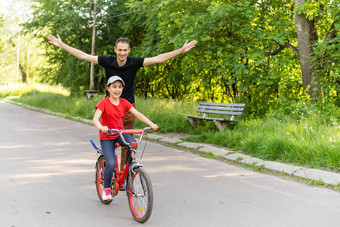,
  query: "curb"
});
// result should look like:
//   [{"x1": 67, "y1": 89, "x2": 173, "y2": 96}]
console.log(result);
[
  {"x1": 147, "y1": 135, "x2": 340, "y2": 187},
  {"x1": 5, "y1": 99, "x2": 340, "y2": 187}
]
